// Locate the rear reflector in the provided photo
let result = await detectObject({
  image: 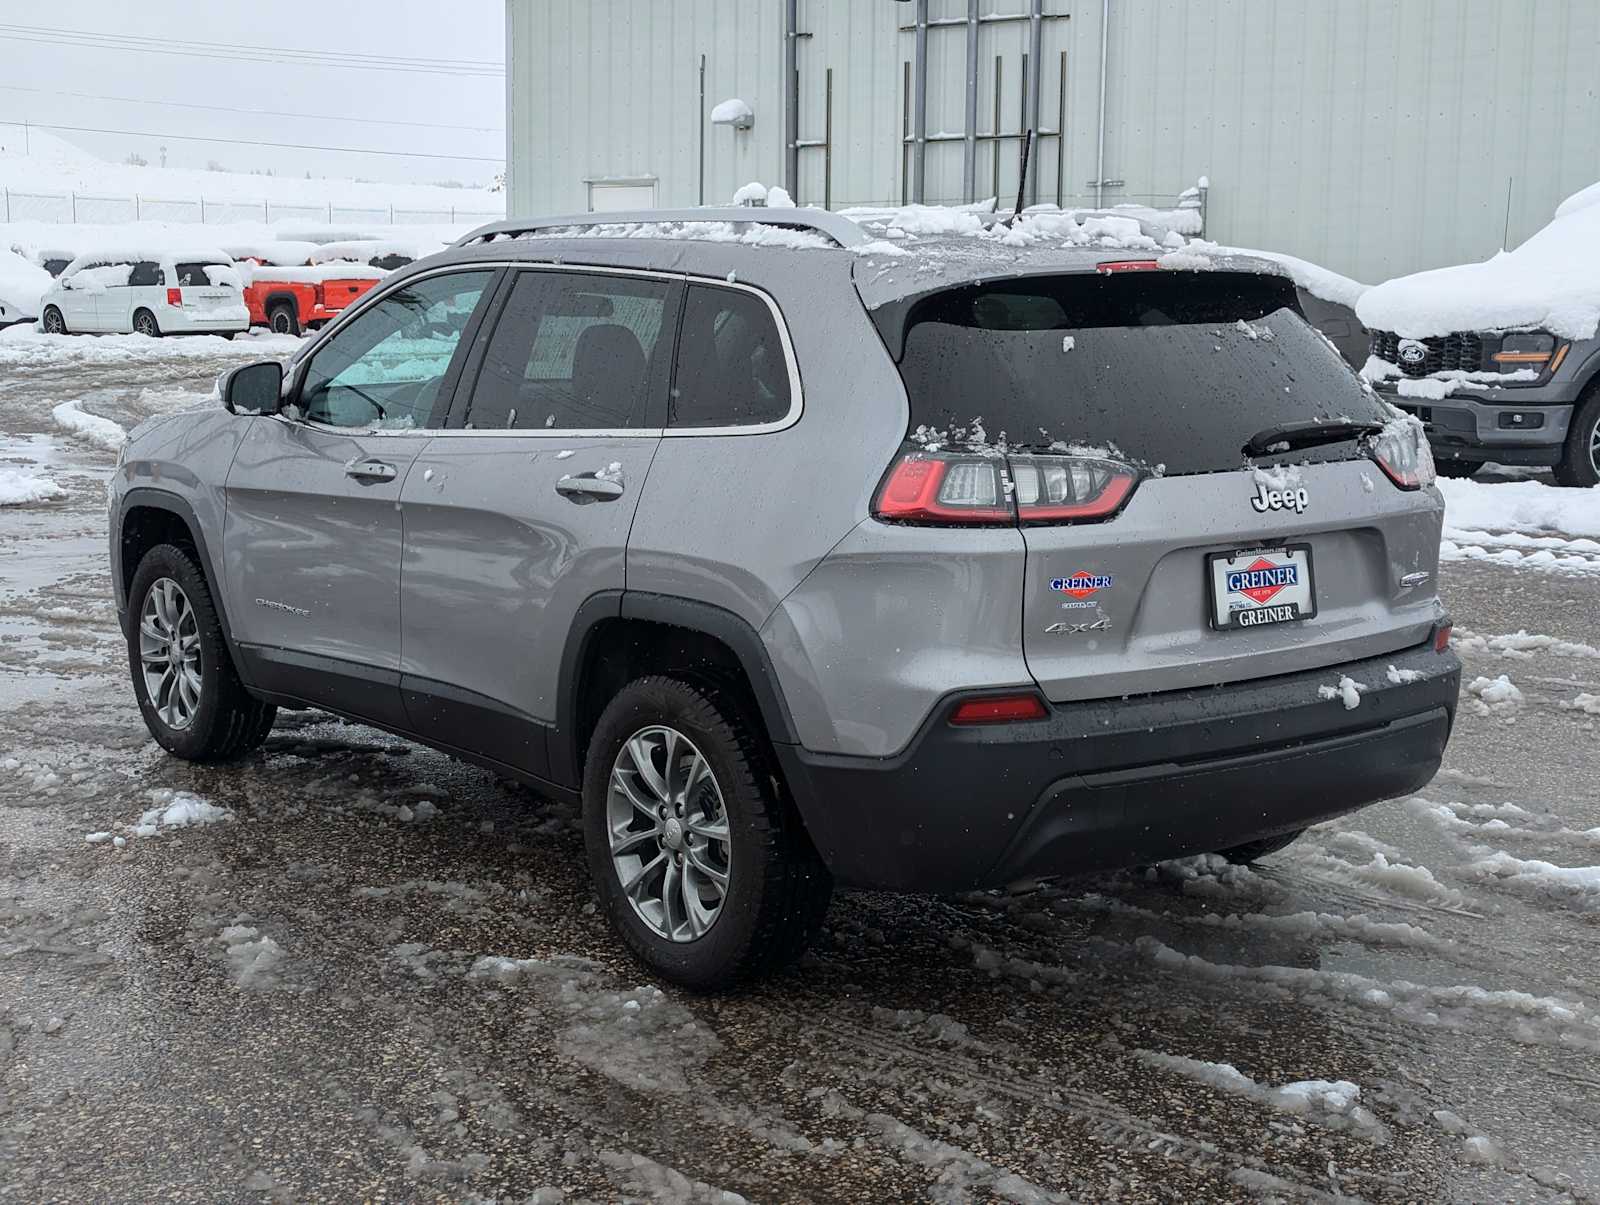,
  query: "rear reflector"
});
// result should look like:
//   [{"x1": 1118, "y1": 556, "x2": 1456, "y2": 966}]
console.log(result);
[
  {"x1": 949, "y1": 694, "x2": 1048, "y2": 725},
  {"x1": 874, "y1": 447, "x2": 1141, "y2": 527},
  {"x1": 1096, "y1": 259, "x2": 1161, "y2": 273},
  {"x1": 166, "y1": 288, "x2": 183, "y2": 306},
  {"x1": 1433, "y1": 623, "x2": 1453, "y2": 653}
]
